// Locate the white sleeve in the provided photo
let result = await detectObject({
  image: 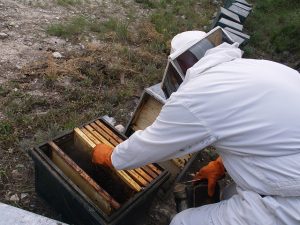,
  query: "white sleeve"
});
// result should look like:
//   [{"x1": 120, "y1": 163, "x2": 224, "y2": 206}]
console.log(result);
[{"x1": 111, "y1": 99, "x2": 216, "y2": 170}]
